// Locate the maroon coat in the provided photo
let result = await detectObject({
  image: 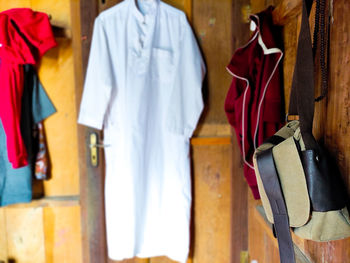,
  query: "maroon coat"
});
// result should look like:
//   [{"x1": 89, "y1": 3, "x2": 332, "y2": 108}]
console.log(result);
[{"x1": 224, "y1": 7, "x2": 284, "y2": 199}]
